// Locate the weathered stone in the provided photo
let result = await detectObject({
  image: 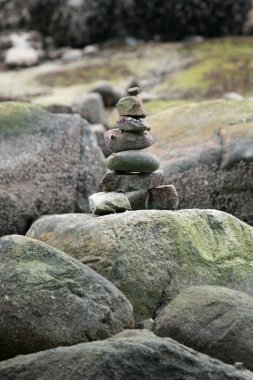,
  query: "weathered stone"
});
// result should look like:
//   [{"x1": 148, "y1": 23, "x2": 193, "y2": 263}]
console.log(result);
[
  {"x1": 1, "y1": 330, "x2": 253, "y2": 380},
  {"x1": 90, "y1": 123, "x2": 110, "y2": 156},
  {"x1": 90, "y1": 81, "x2": 123, "y2": 107},
  {"x1": 0, "y1": 102, "x2": 105, "y2": 237},
  {"x1": 146, "y1": 185, "x2": 179, "y2": 210},
  {"x1": 72, "y1": 93, "x2": 106, "y2": 124},
  {"x1": 5, "y1": 46, "x2": 43, "y2": 68},
  {"x1": 136, "y1": 319, "x2": 154, "y2": 331},
  {"x1": 100, "y1": 170, "x2": 164, "y2": 192},
  {"x1": 148, "y1": 100, "x2": 253, "y2": 224},
  {"x1": 116, "y1": 96, "x2": 147, "y2": 118},
  {"x1": 126, "y1": 190, "x2": 147, "y2": 210},
  {"x1": 27, "y1": 209, "x2": 253, "y2": 320},
  {"x1": 104, "y1": 129, "x2": 154, "y2": 153},
  {"x1": 89, "y1": 192, "x2": 131, "y2": 215},
  {"x1": 61, "y1": 48, "x2": 83, "y2": 63},
  {"x1": 116, "y1": 116, "x2": 150, "y2": 132},
  {"x1": 0, "y1": 235, "x2": 134, "y2": 360},
  {"x1": 106, "y1": 151, "x2": 160, "y2": 173},
  {"x1": 154, "y1": 286, "x2": 253, "y2": 371}
]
